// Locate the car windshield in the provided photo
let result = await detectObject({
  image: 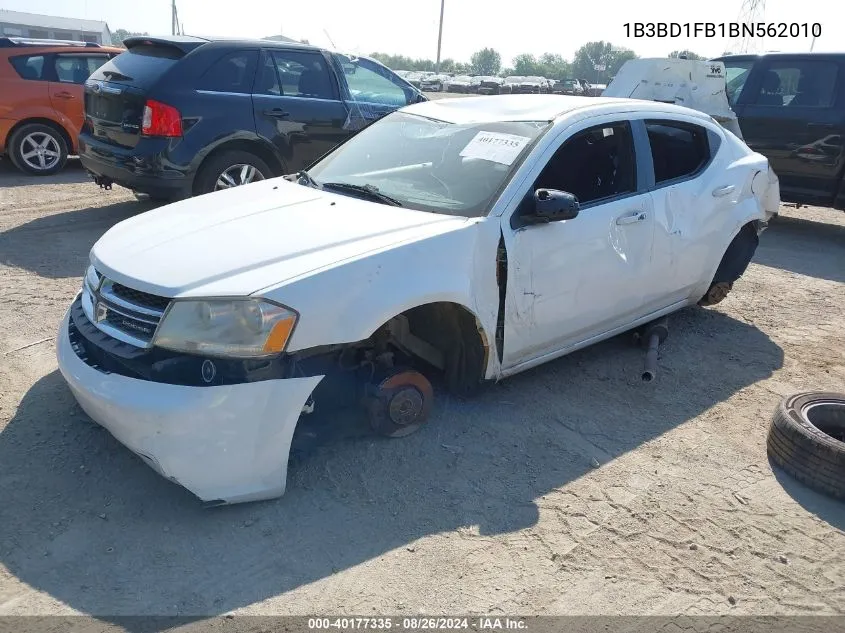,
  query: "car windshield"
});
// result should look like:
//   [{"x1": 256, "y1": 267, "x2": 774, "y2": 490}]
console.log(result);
[
  {"x1": 505, "y1": 76, "x2": 523, "y2": 84},
  {"x1": 306, "y1": 112, "x2": 550, "y2": 218}
]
